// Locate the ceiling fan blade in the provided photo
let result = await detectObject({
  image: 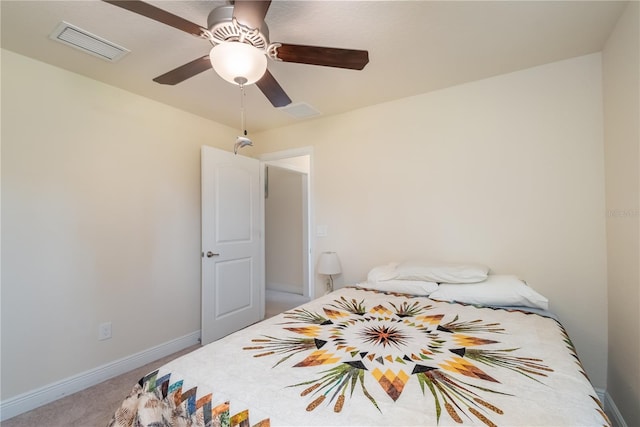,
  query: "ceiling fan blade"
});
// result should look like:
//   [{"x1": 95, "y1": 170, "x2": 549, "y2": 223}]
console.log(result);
[
  {"x1": 274, "y1": 44, "x2": 369, "y2": 70},
  {"x1": 232, "y1": 0, "x2": 272, "y2": 31},
  {"x1": 153, "y1": 56, "x2": 212, "y2": 85},
  {"x1": 102, "y1": 0, "x2": 206, "y2": 37},
  {"x1": 256, "y1": 70, "x2": 291, "y2": 107}
]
